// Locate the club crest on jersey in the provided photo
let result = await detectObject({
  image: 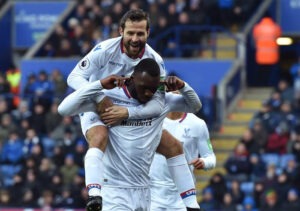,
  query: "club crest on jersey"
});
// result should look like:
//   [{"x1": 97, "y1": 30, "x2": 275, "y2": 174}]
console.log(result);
[
  {"x1": 79, "y1": 58, "x2": 90, "y2": 70},
  {"x1": 182, "y1": 128, "x2": 191, "y2": 138}
]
